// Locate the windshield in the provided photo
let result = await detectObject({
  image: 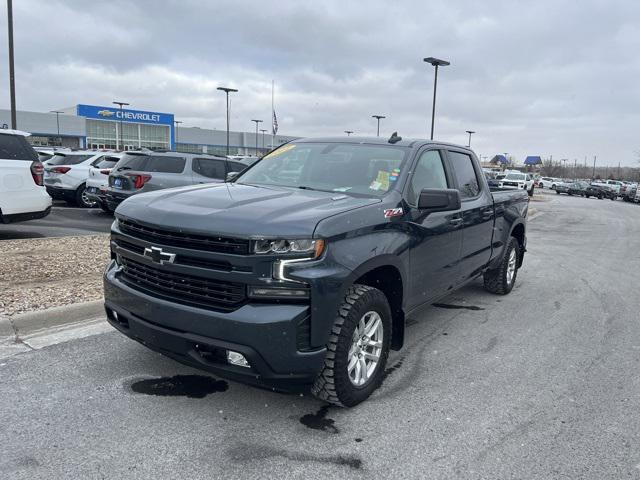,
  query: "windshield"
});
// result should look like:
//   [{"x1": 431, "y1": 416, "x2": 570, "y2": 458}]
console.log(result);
[
  {"x1": 0, "y1": 134, "x2": 39, "y2": 161},
  {"x1": 237, "y1": 142, "x2": 408, "y2": 196},
  {"x1": 47, "y1": 154, "x2": 93, "y2": 165},
  {"x1": 94, "y1": 157, "x2": 119, "y2": 169},
  {"x1": 505, "y1": 173, "x2": 525, "y2": 180}
]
